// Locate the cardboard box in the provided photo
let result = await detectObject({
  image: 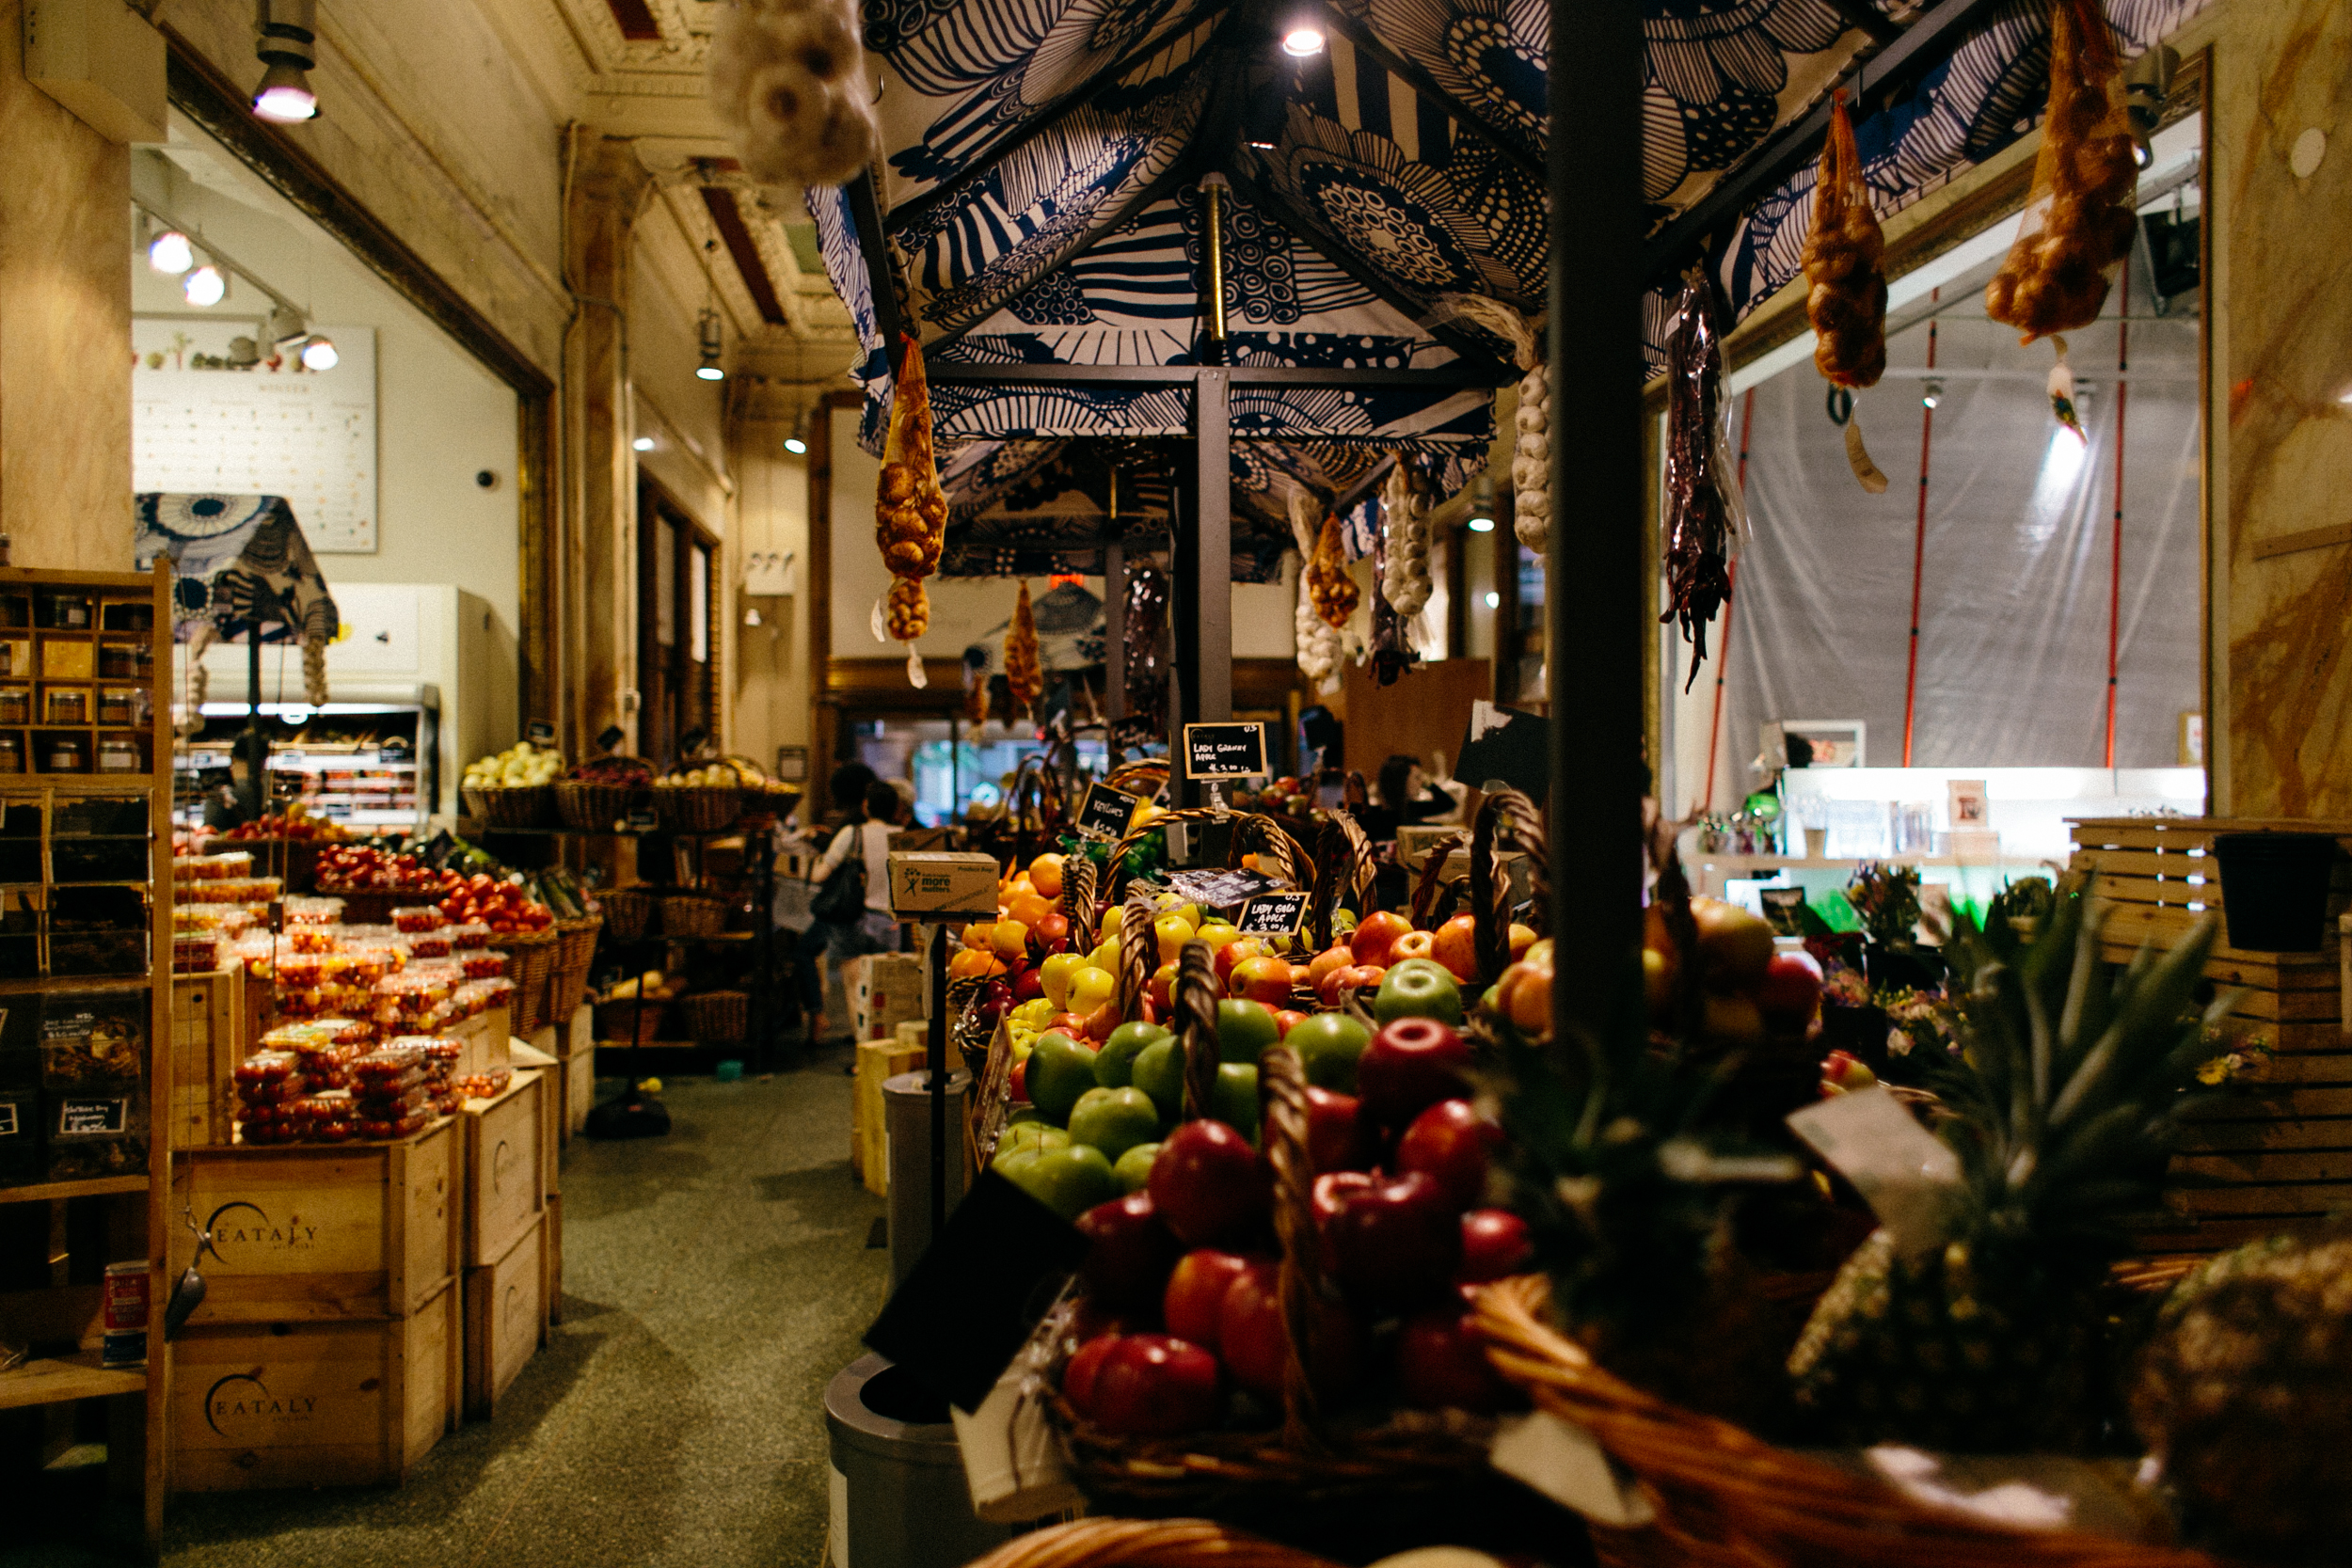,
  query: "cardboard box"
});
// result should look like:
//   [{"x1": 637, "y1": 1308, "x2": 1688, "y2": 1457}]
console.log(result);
[
  {"x1": 1398, "y1": 824, "x2": 1466, "y2": 870},
  {"x1": 884, "y1": 851, "x2": 1000, "y2": 920},
  {"x1": 845, "y1": 953, "x2": 928, "y2": 1043}
]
